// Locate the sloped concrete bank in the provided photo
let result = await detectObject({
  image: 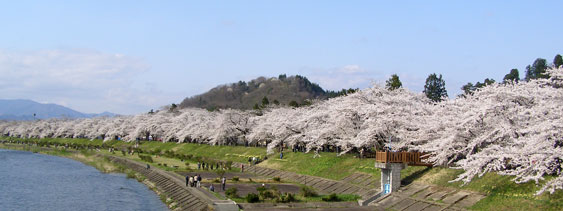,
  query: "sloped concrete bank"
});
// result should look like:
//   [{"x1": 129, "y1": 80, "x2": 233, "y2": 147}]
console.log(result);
[{"x1": 105, "y1": 155, "x2": 238, "y2": 211}]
